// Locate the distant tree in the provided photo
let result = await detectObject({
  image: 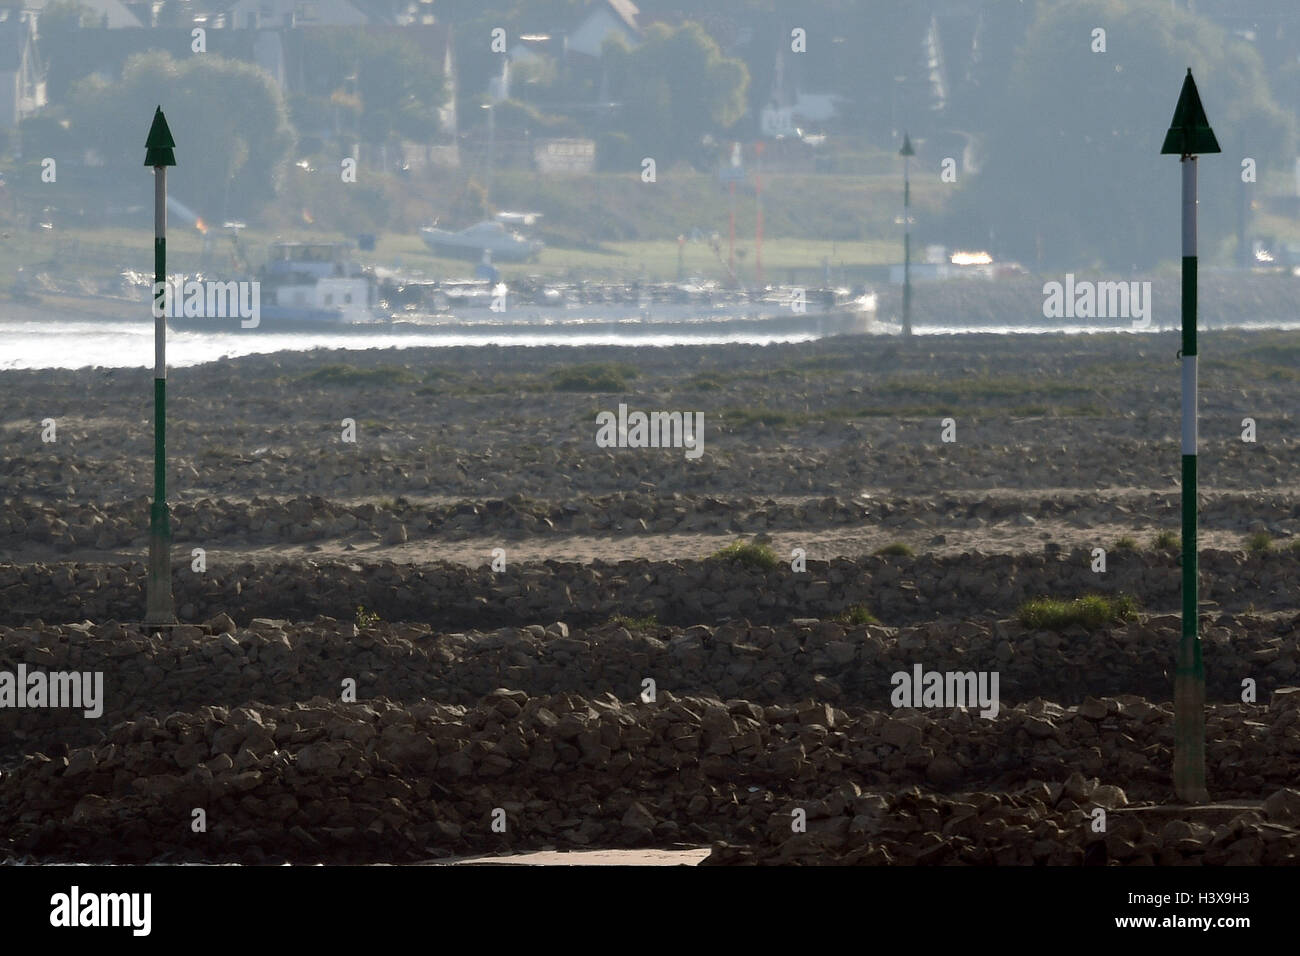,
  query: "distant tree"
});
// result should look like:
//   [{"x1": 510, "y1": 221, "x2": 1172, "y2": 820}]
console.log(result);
[
  {"x1": 438, "y1": 0, "x2": 585, "y2": 114},
  {"x1": 153, "y1": 0, "x2": 195, "y2": 28},
  {"x1": 299, "y1": 30, "x2": 450, "y2": 145},
  {"x1": 604, "y1": 21, "x2": 749, "y2": 168},
  {"x1": 17, "y1": 114, "x2": 75, "y2": 161},
  {"x1": 511, "y1": 53, "x2": 558, "y2": 94},
  {"x1": 66, "y1": 53, "x2": 294, "y2": 221},
  {"x1": 490, "y1": 98, "x2": 581, "y2": 136},
  {"x1": 288, "y1": 93, "x2": 340, "y2": 147},
  {"x1": 946, "y1": 0, "x2": 1040, "y2": 138},
  {"x1": 796, "y1": 1, "x2": 938, "y2": 139},
  {"x1": 38, "y1": 0, "x2": 96, "y2": 30},
  {"x1": 449, "y1": 178, "x2": 491, "y2": 223},
  {"x1": 947, "y1": 0, "x2": 1294, "y2": 271},
  {"x1": 596, "y1": 130, "x2": 636, "y2": 172}
]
